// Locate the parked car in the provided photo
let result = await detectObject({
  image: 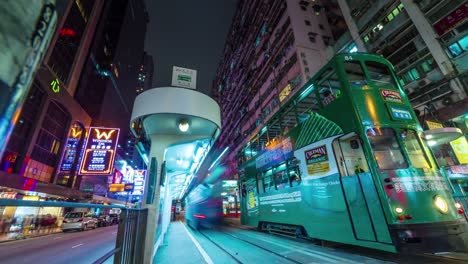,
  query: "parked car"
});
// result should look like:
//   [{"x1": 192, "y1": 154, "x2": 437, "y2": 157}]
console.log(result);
[
  {"x1": 108, "y1": 214, "x2": 120, "y2": 225},
  {"x1": 95, "y1": 214, "x2": 111, "y2": 227},
  {"x1": 61, "y1": 212, "x2": 96, "y2": 232}
]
